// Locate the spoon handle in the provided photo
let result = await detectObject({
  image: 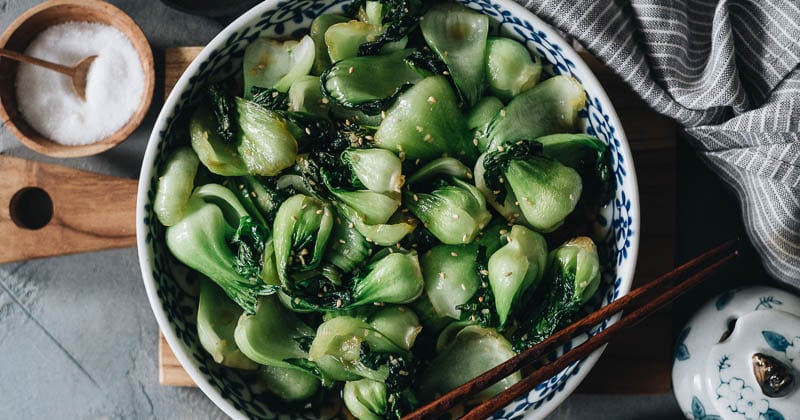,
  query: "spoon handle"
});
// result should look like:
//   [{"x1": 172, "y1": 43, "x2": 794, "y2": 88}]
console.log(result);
[
  {"x1": 0, "y1": 155, "x2": 137, "y2": 263},
  {"x1": 0, "y1": 47, "x2": 75, "y2": 76}
]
